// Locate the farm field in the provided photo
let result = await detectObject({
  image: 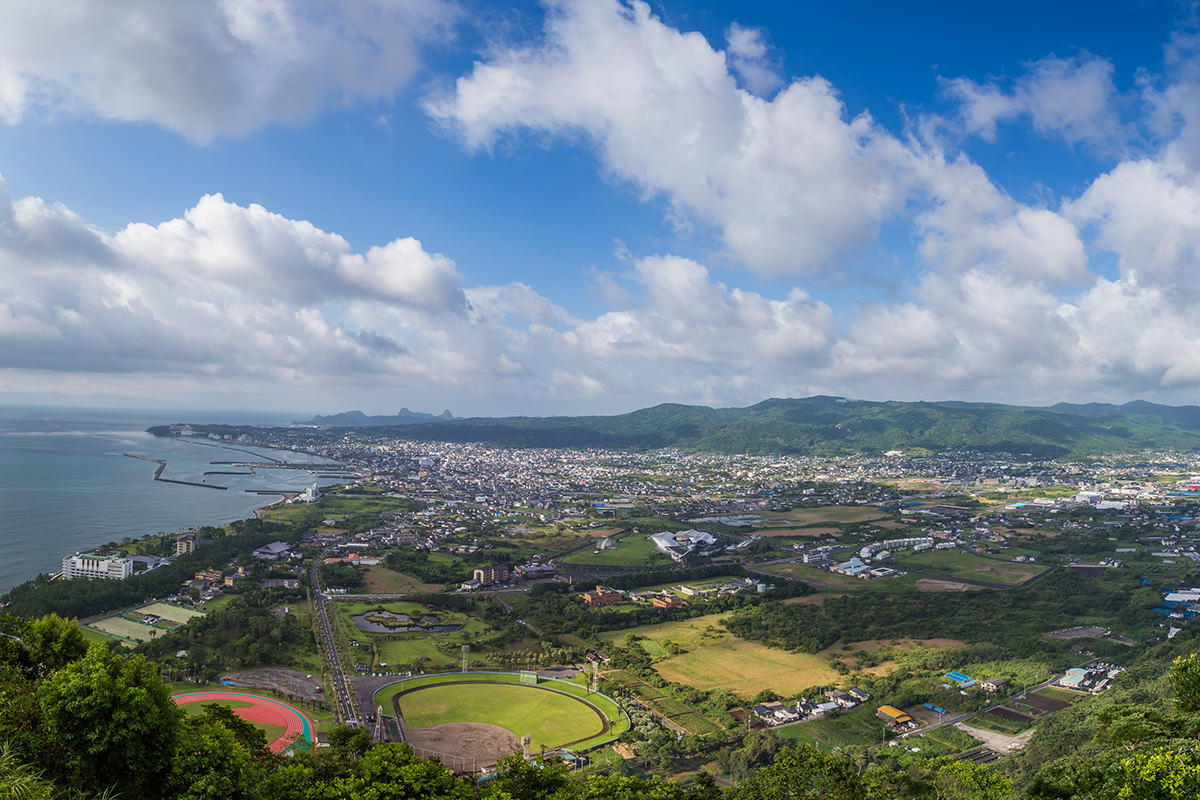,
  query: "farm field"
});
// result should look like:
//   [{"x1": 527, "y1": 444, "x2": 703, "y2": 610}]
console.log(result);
[
  {"x1": 559, "y1": 533, "x2": 670, "y2": 567},
  {"x1": 754, "y1": 527, "x2": 841, "y2": 538},
  {"x1": 763, "y1": 506, "x2": 889, "y2": 526},
  {"x1": 362, "y1": 565, "x2": 444, "y2": 594},
  {"x1": 399, "y1": 683, "x2": 603, "y2": 752},
  {"x1": 603, "y1": 670, "x2": 727, "y2": 734},
  {"x1": 891, "y1": 549, "x2": 1048, "y2": 585},
  {"x1": 600, "y1": 614, "x2": 839, "y2": 698}
]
